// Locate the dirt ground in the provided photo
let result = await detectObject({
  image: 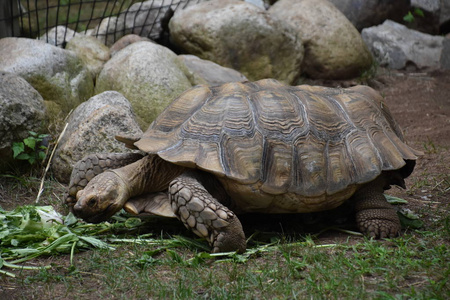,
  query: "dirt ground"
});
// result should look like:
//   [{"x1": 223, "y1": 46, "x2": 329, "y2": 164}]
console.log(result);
[{"x1": 369, "y1": 69, "x2": 450, "y2": 228}]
